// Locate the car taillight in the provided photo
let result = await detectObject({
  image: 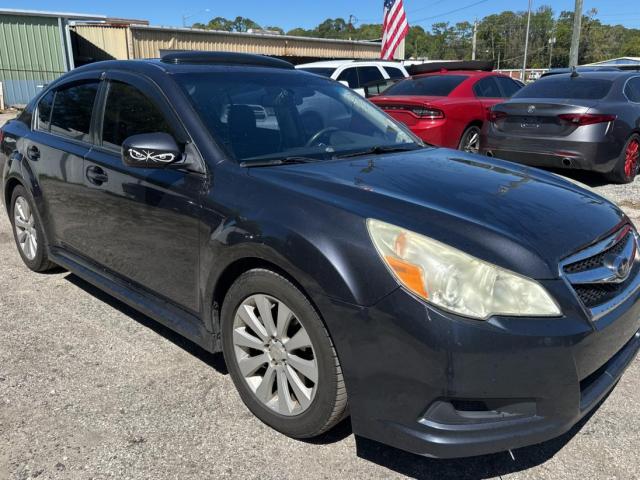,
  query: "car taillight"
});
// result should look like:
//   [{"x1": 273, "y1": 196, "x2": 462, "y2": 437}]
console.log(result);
[
  {"x1": 558, "y1": 113, "x2": 616, "y2": 126},
  {"x1": 410, "y1": 107, "x2": 444, "y2": 119},
  {"x1": 381, "y1": 104, "x2": 444, "y2": 119},
  {"x1": 489, "y1": 111, "x2": 508, "y2": 123}
]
